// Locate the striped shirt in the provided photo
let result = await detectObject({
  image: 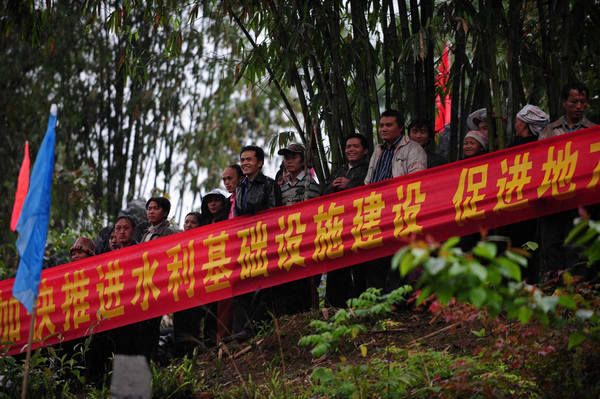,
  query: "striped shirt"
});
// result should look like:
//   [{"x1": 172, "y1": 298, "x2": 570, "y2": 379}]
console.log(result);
[{"x1": 370, "y1": 136, "x2": 403, "y2": 183}]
